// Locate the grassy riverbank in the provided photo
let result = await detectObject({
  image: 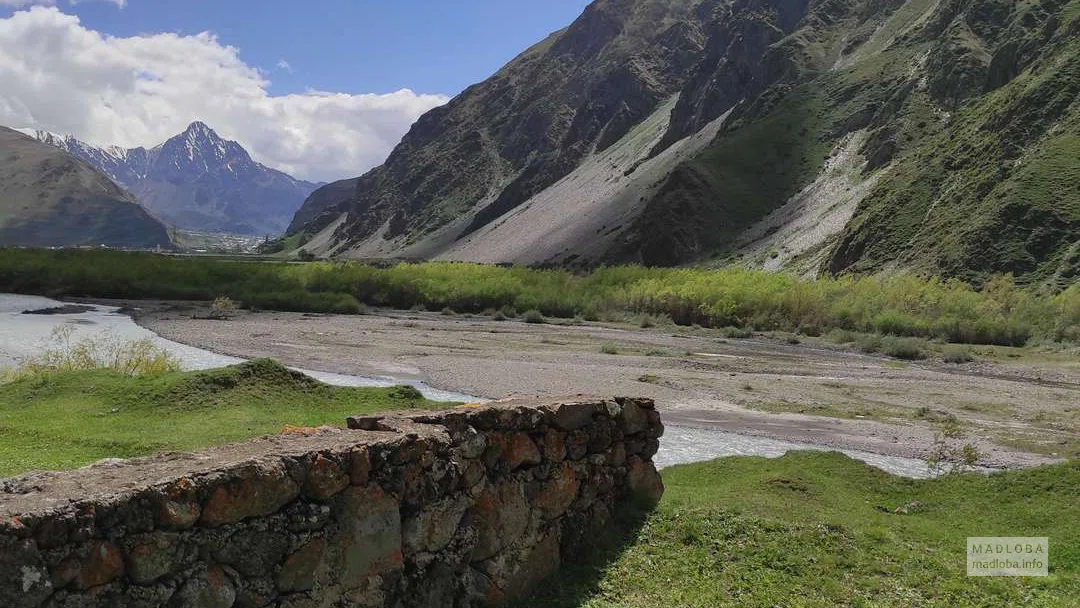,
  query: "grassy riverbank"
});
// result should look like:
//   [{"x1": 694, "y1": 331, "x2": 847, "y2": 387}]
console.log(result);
[
  {"x1": 0, "y1": 359, "x2": 451, "y2": 477},
  {"x1": 526, "y1": 452, "x2": 1080, "y2": 607},
  {"x1": 2, "y1": 248, "x2": 1079, "y2": 347}
]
